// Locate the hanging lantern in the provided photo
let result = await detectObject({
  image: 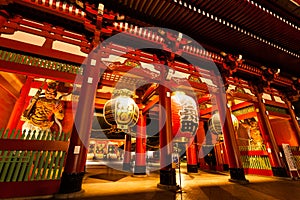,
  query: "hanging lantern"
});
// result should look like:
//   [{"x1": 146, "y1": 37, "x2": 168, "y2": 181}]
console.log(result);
[
  {"x1": 171, "y1": 91, "x2": 199, "y2": 139},
  {"x1": 208, "y1": 112, "x2": 239, "y2": 135},
  {"x1": 103, "y1": 89, "x2": 139, "y2": 131}
]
